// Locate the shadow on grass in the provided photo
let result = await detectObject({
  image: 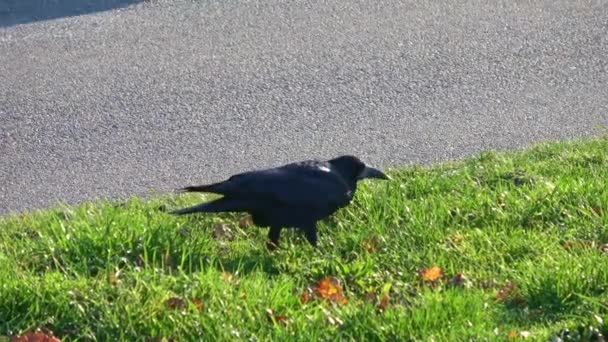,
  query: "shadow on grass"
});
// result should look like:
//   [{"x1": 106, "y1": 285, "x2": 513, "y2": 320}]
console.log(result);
[
  {"x1": 215, "y1": 250, "x2": 281, "y2": 277},
  {"x1": 0, "y1": 0, "x2": 144, "y2": 28}
]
